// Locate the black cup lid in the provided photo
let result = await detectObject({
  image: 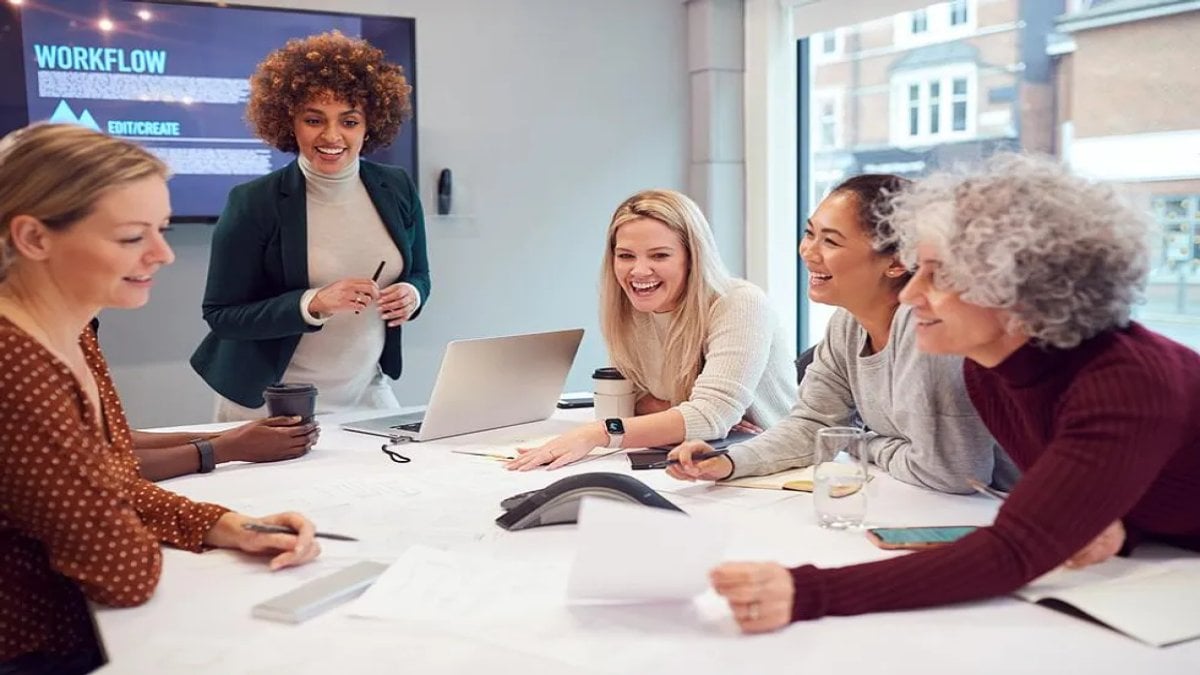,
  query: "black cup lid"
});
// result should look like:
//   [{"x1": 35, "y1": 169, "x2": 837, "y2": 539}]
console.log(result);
[
  {"x1": 592, "y1": 367, "x2": 626, "y2": 380},
  {"x1": 265, "y1": 382, "x2": 318, "y2": 395}
]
